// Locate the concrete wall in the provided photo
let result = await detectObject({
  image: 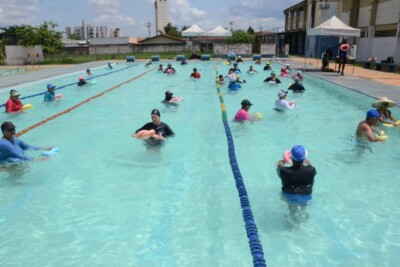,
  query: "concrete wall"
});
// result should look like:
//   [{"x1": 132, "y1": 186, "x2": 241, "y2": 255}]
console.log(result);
[
  {"x1": 260, "y1": 44, "x2": 276, "y2": 56},
  {"x1": 376, "y1": 0, "x2": 399, "y2": 25},
  {"x1": 89, "y1": 37, "x2": 130, "y2": 45},
  {"x1": 5, "y1": 45, "x2": 43, "y2": 65},
  {"x1": 132, "y1": 44, "x2": 188, "y2": 53},
  {"x1": 357, "y1": 37, "x2": 397, "y2": 62},
  {"x1": 357, "y1": 6, "x2": 370, "y2": 27},
  {"x1": 213, "y1": 43, "x2": 252, "y2": 57},
  {"x1": 89, "y1": 45, "x2": 132, "y2": 55}
]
